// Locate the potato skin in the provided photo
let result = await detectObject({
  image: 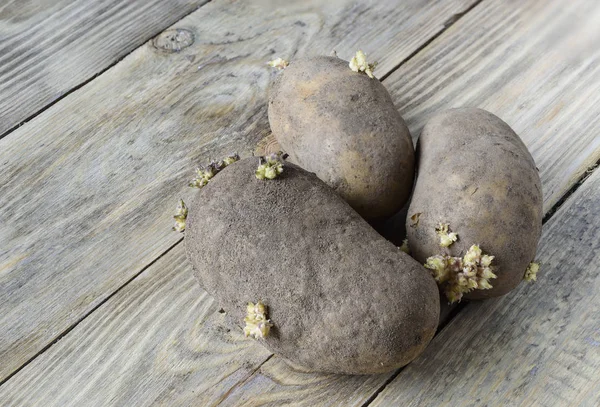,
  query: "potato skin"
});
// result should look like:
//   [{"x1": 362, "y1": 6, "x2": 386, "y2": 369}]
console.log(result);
[
  {"x1": 407, "y1": 108, "x2": 542, "y2": 299},
  {"x1": 268, "y1": 56, "x2": 414, "y2": 221},
  {"x1": 185, "y1": 158, "x2": 439, "y2": 374}
]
